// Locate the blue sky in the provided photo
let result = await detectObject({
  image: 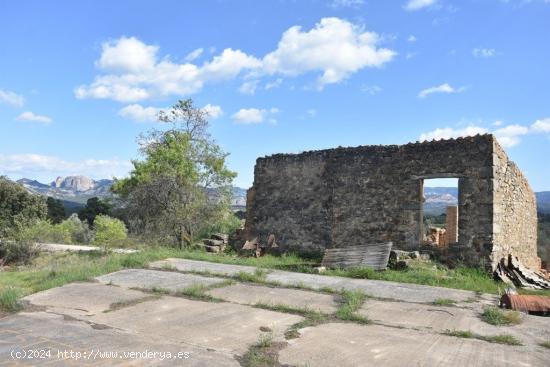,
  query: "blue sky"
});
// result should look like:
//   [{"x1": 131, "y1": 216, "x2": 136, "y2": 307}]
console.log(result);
[{"x1": 0, "y1": 0, "x2": 549, "y2": 190}]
